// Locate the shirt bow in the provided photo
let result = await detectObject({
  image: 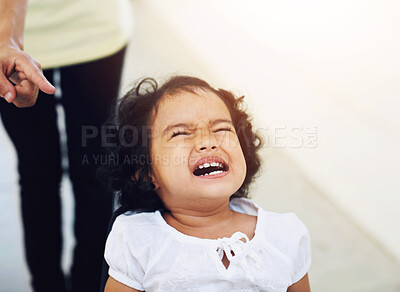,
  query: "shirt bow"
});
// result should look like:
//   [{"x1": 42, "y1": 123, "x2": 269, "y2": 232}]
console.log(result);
[{"x1": 216, "y1": 232, "x2": 249, "y2": 262}]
